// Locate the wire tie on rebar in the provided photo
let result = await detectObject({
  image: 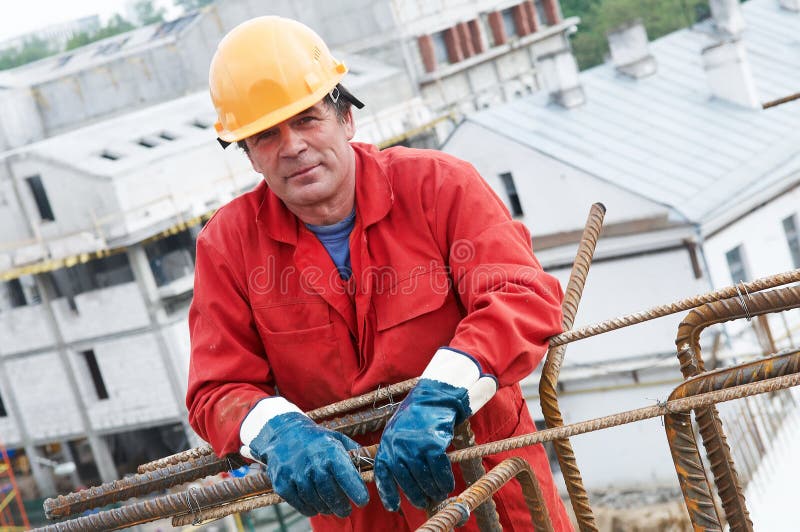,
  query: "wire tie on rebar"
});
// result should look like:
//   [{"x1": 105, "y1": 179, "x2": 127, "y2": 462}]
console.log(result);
[
  {"x1": 353, "y1": 447, "x2": 375, "y2": 472},
  {"x1": 451, "y1": 500, "x2": 471, "y2": 527},
  {"x1": 735, "y1": 281, "x2": 753, "y2": 321},
  {"x1": 184, "y1": 486, "x2": 202, "y2": 525},
  {"x1": 373, "y1": 383, "x2": 398, "y2": 410}
]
